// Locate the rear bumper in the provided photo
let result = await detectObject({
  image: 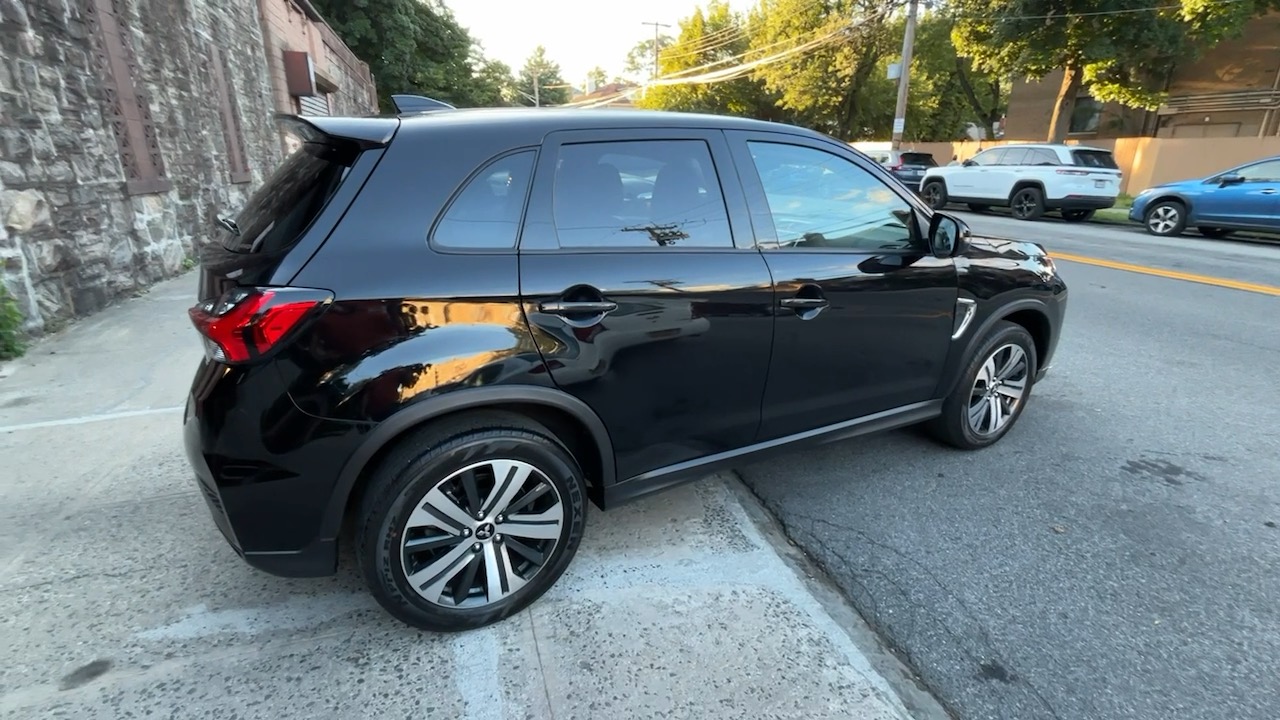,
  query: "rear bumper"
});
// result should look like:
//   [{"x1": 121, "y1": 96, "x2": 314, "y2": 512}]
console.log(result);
[
  {"x1": 183, "y1": 359, "x2": 368, "y2": 578},
  {"x1": 1050, "y1": 195, "x2": 1116, "y2": 210}
]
